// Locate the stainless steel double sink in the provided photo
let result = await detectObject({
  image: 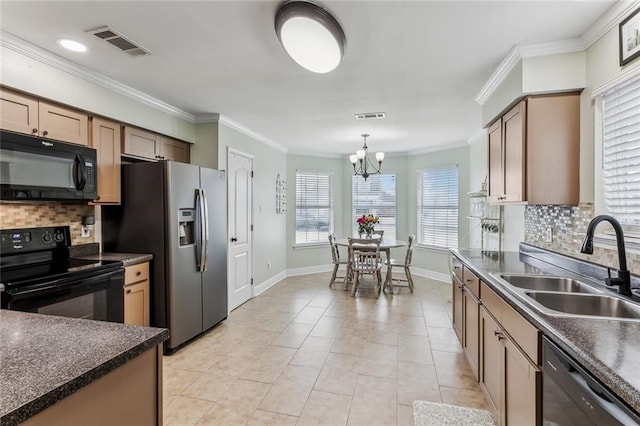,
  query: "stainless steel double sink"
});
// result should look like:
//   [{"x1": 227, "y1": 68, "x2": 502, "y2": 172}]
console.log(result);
[{"x1": 492, "y1": 274, "x2": 640, "y2": 321}]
